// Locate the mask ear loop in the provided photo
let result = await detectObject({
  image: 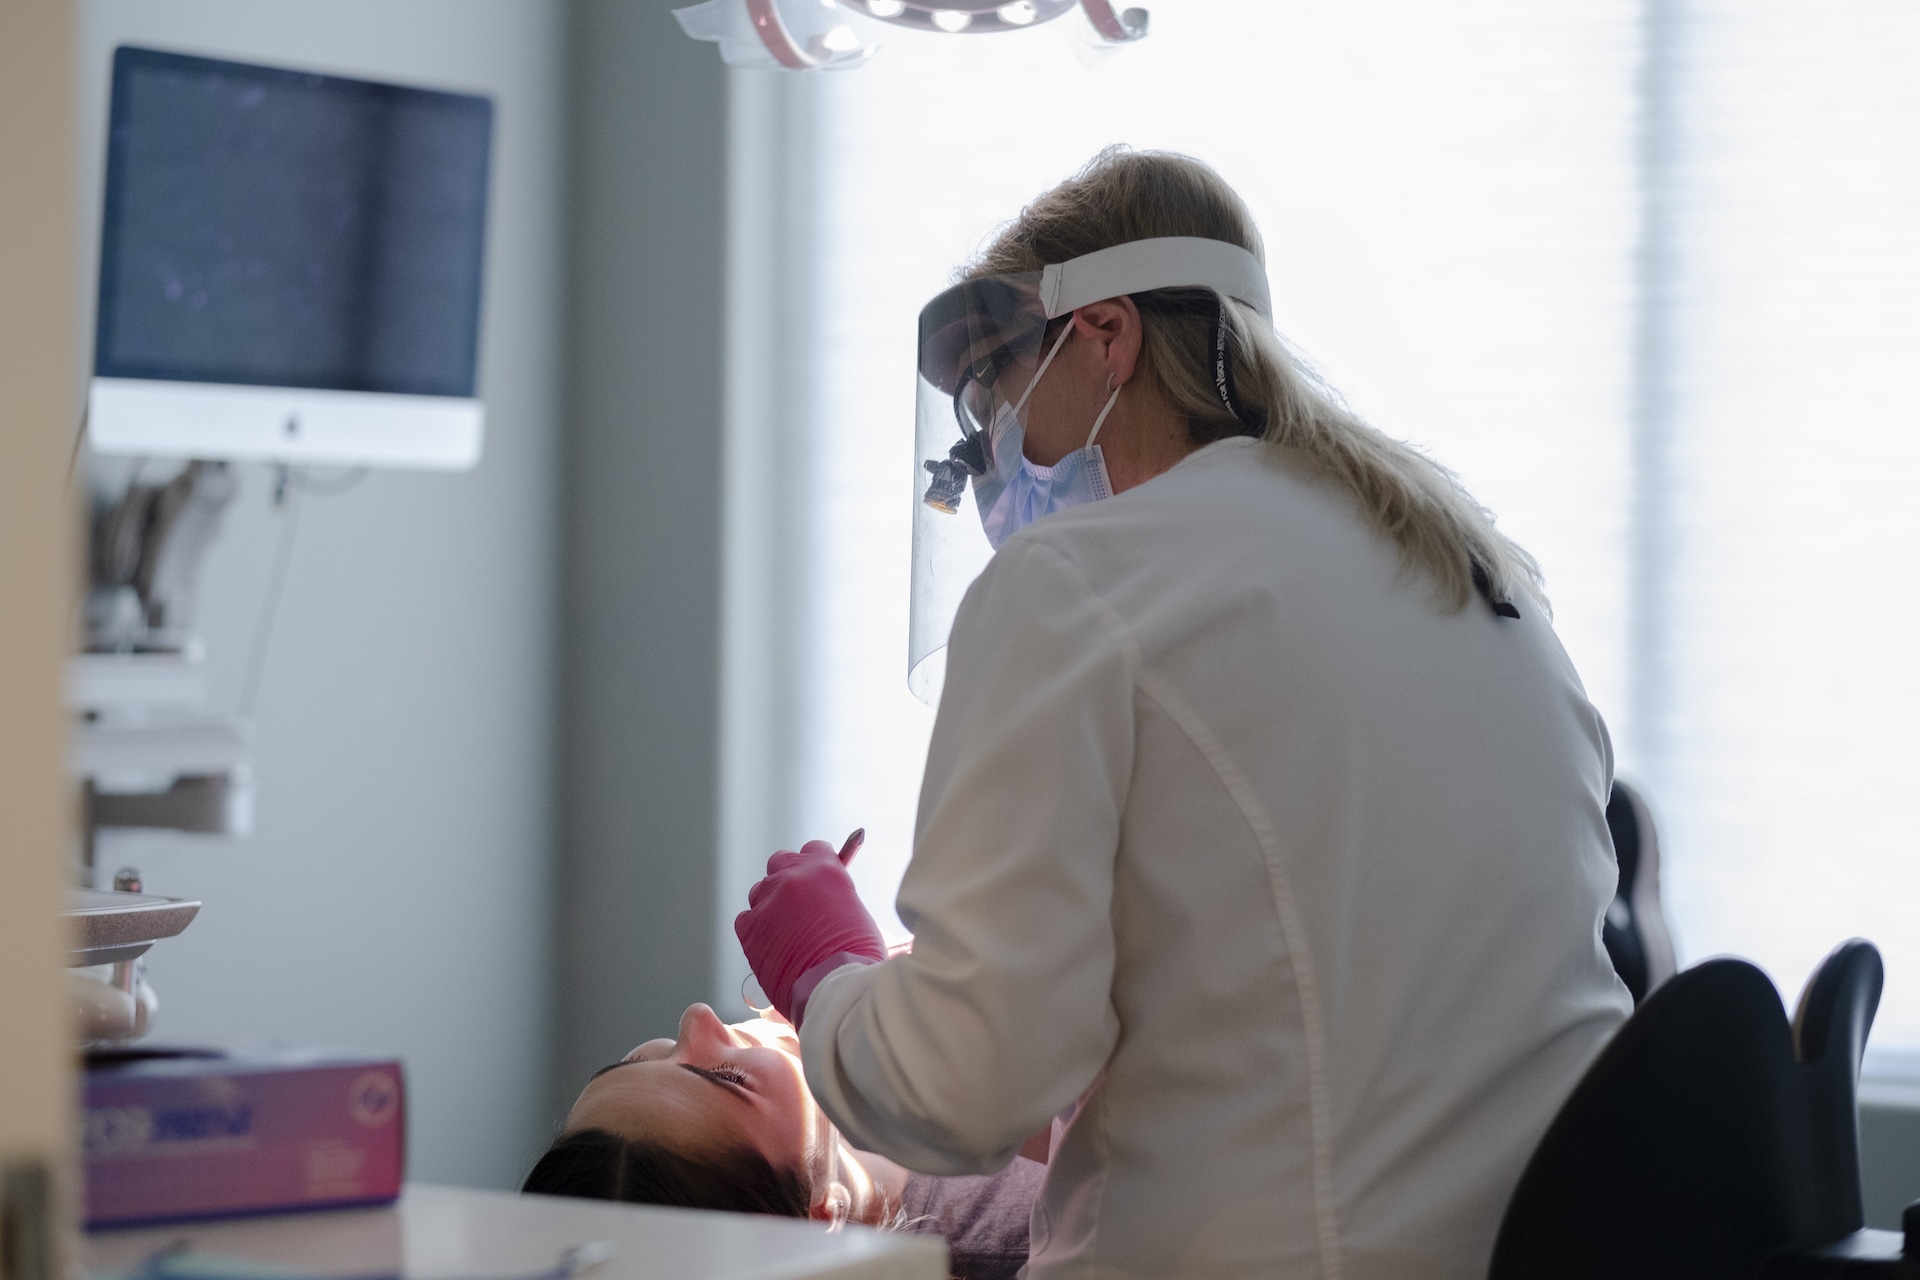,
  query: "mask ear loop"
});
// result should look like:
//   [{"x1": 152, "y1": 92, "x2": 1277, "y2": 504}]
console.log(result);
[
  {"x1": 1011, "y1": 312, "x2": 1123, "y2": 452},
  {"x1": 1085, "y1": 371, "x2": 1122, "y2": 448},
  {"x1": 1009, "y1": 319, "x2": 1076, "y2": 421}
]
